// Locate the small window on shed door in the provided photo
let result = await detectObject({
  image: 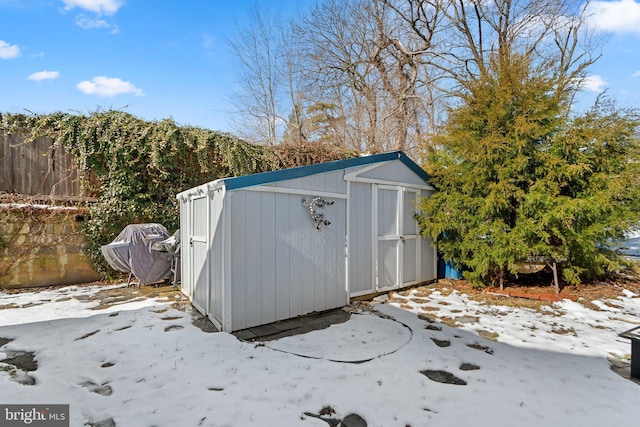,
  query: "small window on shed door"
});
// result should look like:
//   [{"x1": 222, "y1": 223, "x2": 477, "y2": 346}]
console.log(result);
[
  {"x1": 377, "y1": 187, "x2": 399, "y2": 237},
  {"x1": 192, "y1": 196, "x2": 207, "y2": 237},
  {"x1": 402, "y1": 190, "x2": 418, "y2": 235}
]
